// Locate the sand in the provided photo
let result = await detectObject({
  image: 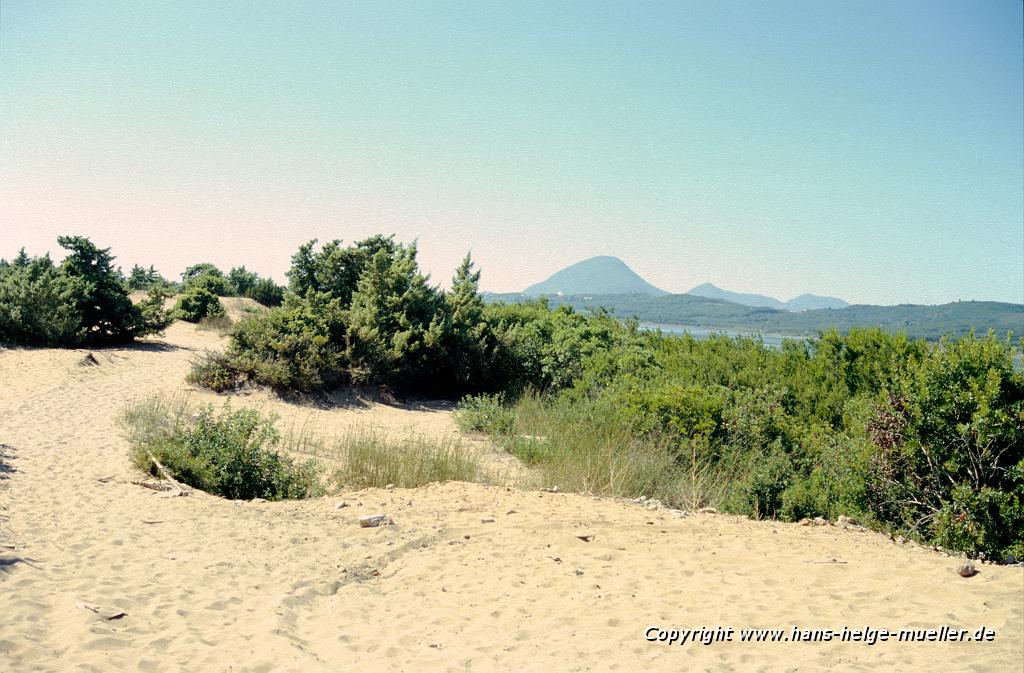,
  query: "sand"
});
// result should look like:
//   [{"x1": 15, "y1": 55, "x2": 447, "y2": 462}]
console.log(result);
[{"x1": 1, "y1": 314, "x2": 1021, "y2": 672}]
